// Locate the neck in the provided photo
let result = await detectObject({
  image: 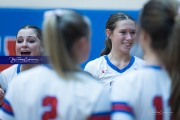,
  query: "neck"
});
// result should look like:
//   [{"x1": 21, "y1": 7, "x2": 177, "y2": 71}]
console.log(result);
[
  {"x1": 144, "y1": 50, "x2": 162, "y2": 66},
  {"x1": 108, "y1": 51, "x2": 131, "y2": 69},
  {"x1": 21, "y1": 64, "x2": 38, "y2": 72}
]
